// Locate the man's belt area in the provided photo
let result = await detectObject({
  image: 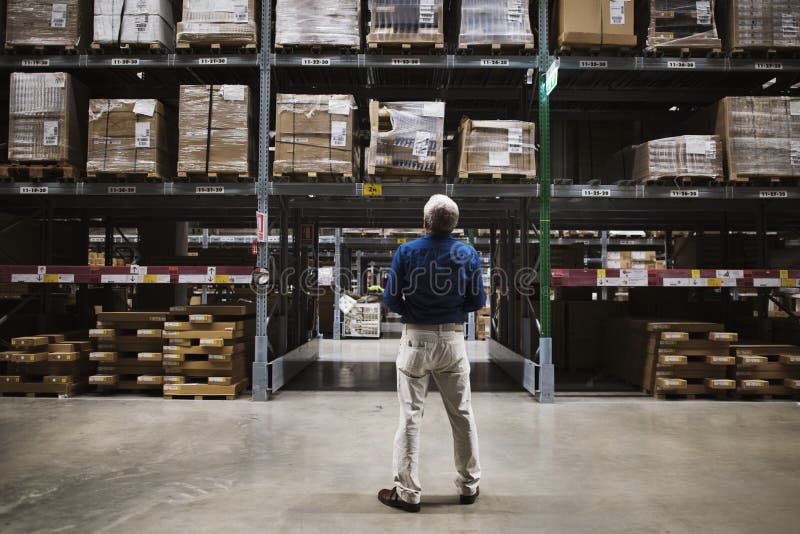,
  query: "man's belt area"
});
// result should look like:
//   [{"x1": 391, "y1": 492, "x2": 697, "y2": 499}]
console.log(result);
[{"x1": 405, "y1": 323, "x2": 464, "y2": 332}]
